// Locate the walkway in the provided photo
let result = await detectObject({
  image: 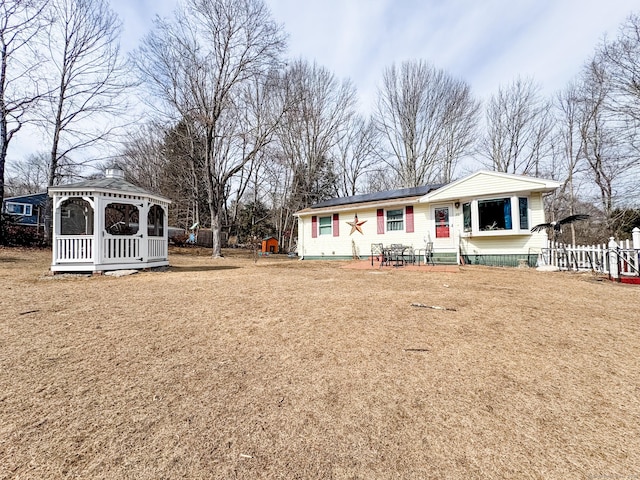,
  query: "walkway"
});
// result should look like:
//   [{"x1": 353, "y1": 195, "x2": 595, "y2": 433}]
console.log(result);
[{"x1": 341, "y1": 259, "x2": 459, "y2": 272}]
